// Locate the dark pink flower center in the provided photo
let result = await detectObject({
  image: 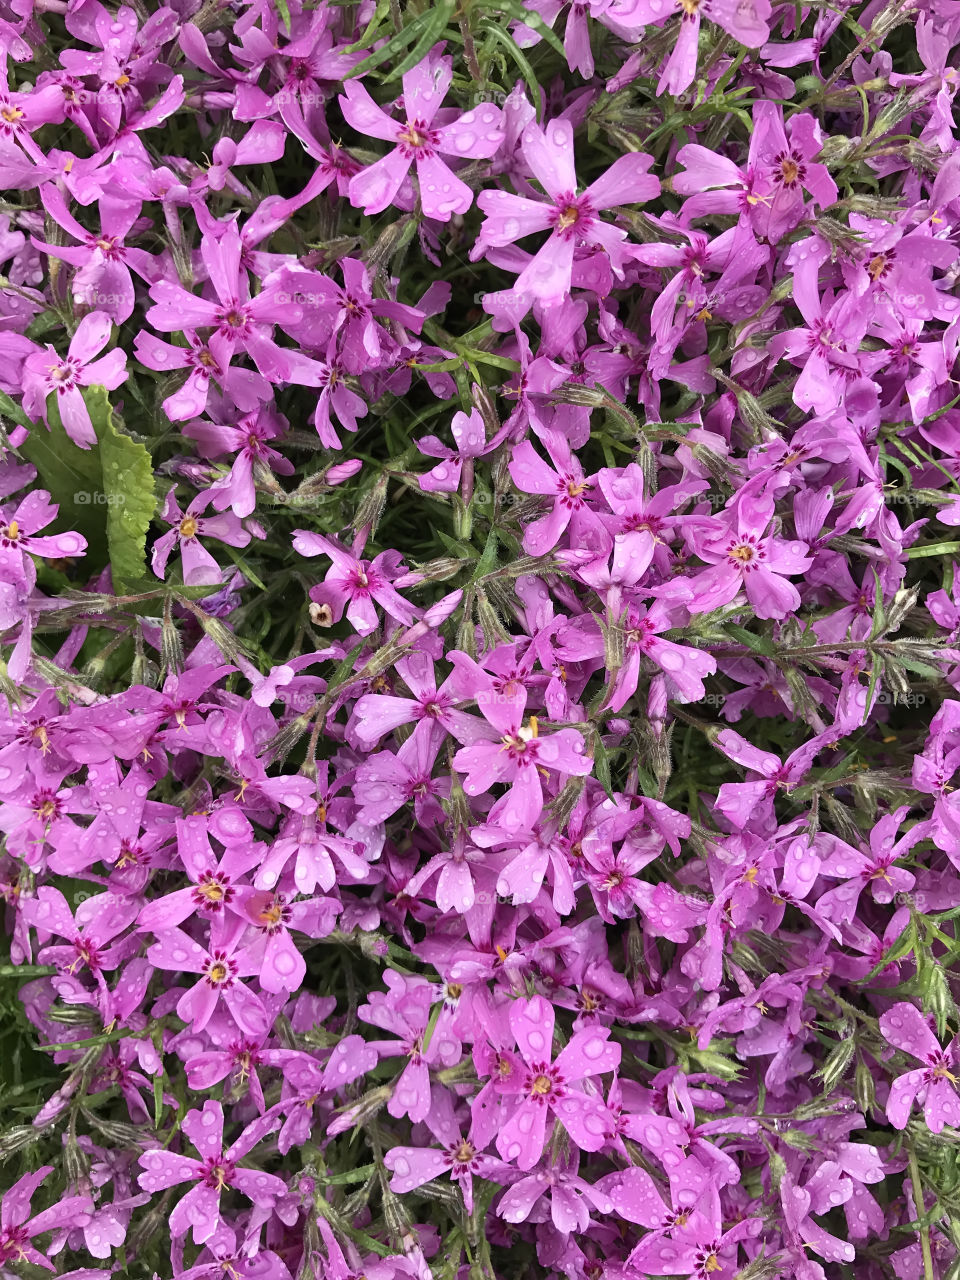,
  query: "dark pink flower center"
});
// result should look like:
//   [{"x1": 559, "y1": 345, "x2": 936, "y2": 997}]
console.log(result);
[
  {"x1": 0, "y1": 1227, "x2": 30, "y2": 1264},
  {"x1": 396, "y1": 118, "x2": 439, "y2": 158},
  {"x1": 204, "y1": 951, "x2": 238, "y2": 987},
  {"x1": 551, "y1": 194, "x2": 594, "y2": 239},
  {"x1": 524, "y1": 1061, "x2": 564, "y2": 1103},
  {"x1": 726, "y1": 534, "x2": 767, "y2": 572},
  {"x1": 773, "y1": 148, "x2": 806, "y2": 189},
  {"x1": 193, "y1": 872, "x2": 233, "y2": 912},
  {"x1": 202, "y1": 1156, "x2": 235, "y2": 1189}
]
